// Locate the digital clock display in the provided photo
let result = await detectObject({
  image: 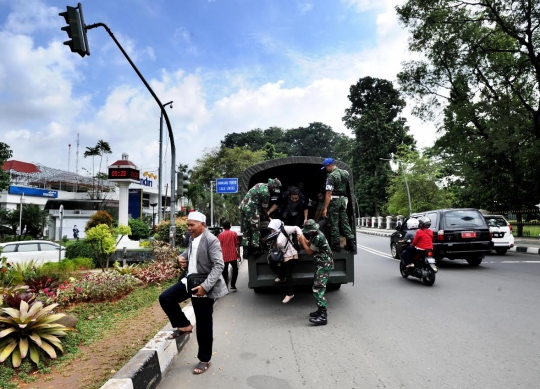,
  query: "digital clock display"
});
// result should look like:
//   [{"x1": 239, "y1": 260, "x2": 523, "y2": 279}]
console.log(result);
[{"x1": 108, "y1": 168, "x2": 140, "y2": 181}]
